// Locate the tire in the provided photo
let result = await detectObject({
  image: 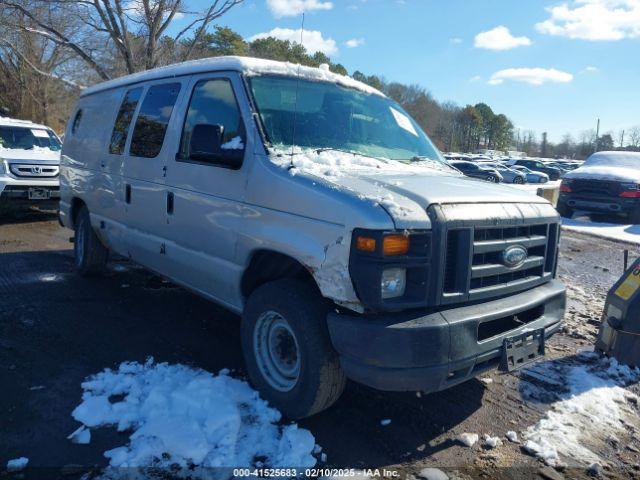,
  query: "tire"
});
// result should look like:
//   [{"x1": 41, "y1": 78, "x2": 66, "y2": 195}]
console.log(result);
[
  {"x1": 241, "y1": 279, "x2": 346, "y2": 419},
  {"x1": 556, "y1": 202, "x2": 574, "y2": 219},
  {"x1": 513, "y1": 176, "x2": 524, "y2": 184},
  {"x1": 74, "y1": 205, "x2": 109, "y2": 275},
  {"x1": 486, "y1": 175, "x2": 498, "y2": 183}
]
